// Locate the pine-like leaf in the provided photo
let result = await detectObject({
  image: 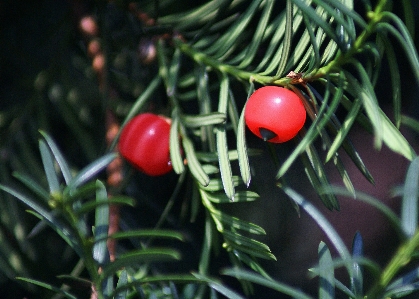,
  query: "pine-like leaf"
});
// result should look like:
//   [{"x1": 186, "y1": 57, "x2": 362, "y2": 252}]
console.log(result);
[
  {"x1": 92, "y1": 180, "x2": 110, "y2": 266},
  {"x1": 192, "y1": 272, "x2": 247, "y2": 299},
  {"x1": 351, "y1": 231, "x2": 364, "y2": 296},
  {"x1": 16, "y1": 277, "x2": 77, "y2": 299},
  {"x1": 222, "y1": 268, "x2": 313, "y2": 299},
  {"x1": 318, "y1": 241, "x2": 335, "y2": 299},
  {"x1": 401, "y1": 156, "x2": 419, "y2": 237},
  {"x1": 100, "y1": 249, "x2": 182, "y2": 280},
  {"x1": 66, "y1": 153, "x2": 117, "y2": 192}
]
